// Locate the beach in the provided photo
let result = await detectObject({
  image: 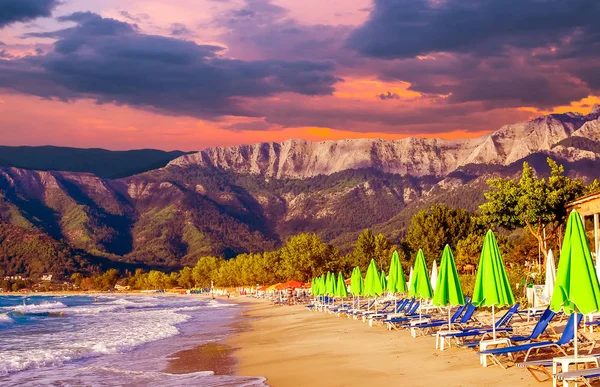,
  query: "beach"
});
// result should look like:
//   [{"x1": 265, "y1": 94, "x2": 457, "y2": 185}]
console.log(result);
[{"x1": 230, "y1": 298, "x2": 536, "y2": 387}]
